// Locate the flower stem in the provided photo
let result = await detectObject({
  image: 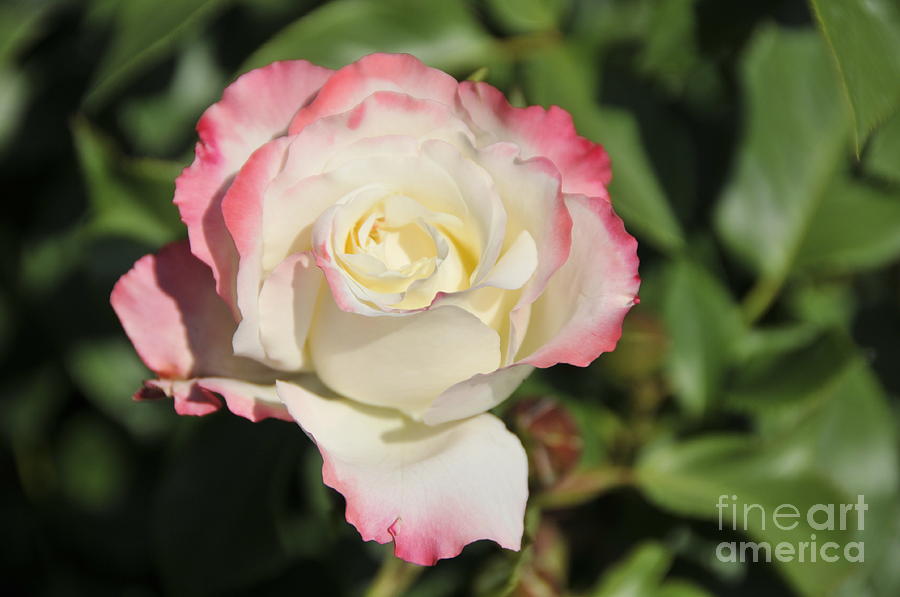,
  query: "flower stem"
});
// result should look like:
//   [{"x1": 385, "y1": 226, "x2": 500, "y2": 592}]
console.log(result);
[{"x1": 364, "y1": 551, "x2": 423, "y2": 597}]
